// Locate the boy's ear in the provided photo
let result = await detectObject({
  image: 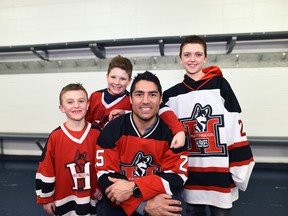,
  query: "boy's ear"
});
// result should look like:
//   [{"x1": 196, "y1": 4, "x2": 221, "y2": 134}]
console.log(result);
[
  {"x1": 59, "y1": 105, "x2": 65, "y2": 113},
  {"x1": 204, "y1": 56, "x2": 207, "y2": 64}
]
